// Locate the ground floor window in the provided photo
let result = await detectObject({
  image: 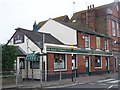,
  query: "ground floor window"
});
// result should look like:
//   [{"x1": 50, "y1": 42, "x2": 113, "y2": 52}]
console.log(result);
[
  {"x1": 95, "y1": 56, "x2": 102, "y2": 68},
  {"x1": 30, "y1": 61, "x2": 39, "y2": 69},
  {"x1": 54, "y1": 54, "x2": 65, "y2": 70},
  {"x1": 19, "y1": 58, "x2": 25, "y2": 69}
]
